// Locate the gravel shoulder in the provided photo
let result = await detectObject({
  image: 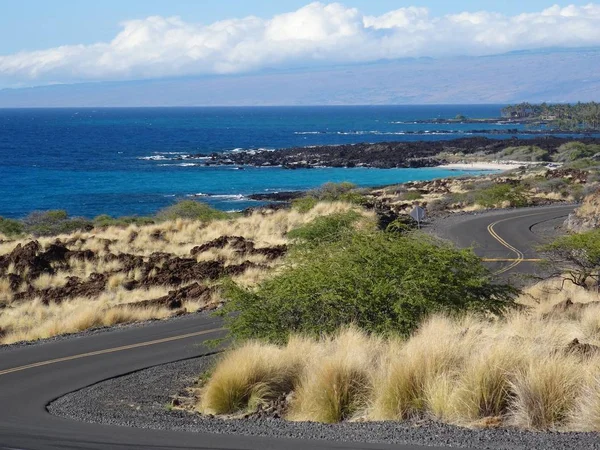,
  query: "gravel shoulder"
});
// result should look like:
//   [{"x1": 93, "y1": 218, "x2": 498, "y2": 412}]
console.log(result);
[{"x1": 49, "y1": 354, "x2": 600, "y2": 450}]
